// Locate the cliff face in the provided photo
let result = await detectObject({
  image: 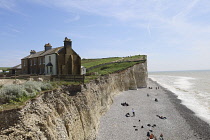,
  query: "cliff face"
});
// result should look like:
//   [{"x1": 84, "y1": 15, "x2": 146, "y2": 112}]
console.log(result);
[{"x1": 0, "y1": 62, "x2": 147, "y2": 140}]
